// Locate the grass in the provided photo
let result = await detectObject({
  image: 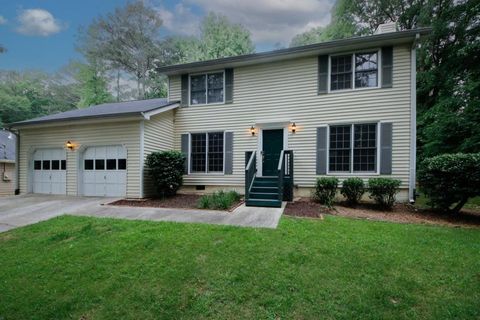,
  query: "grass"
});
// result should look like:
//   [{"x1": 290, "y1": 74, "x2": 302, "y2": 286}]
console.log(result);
[
  {"x1": 0, "y1": 216, "x2": 479, "y2": 319},
  {"x1": 197, "y1": 190, "x2": 241, "y2": 210}
]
